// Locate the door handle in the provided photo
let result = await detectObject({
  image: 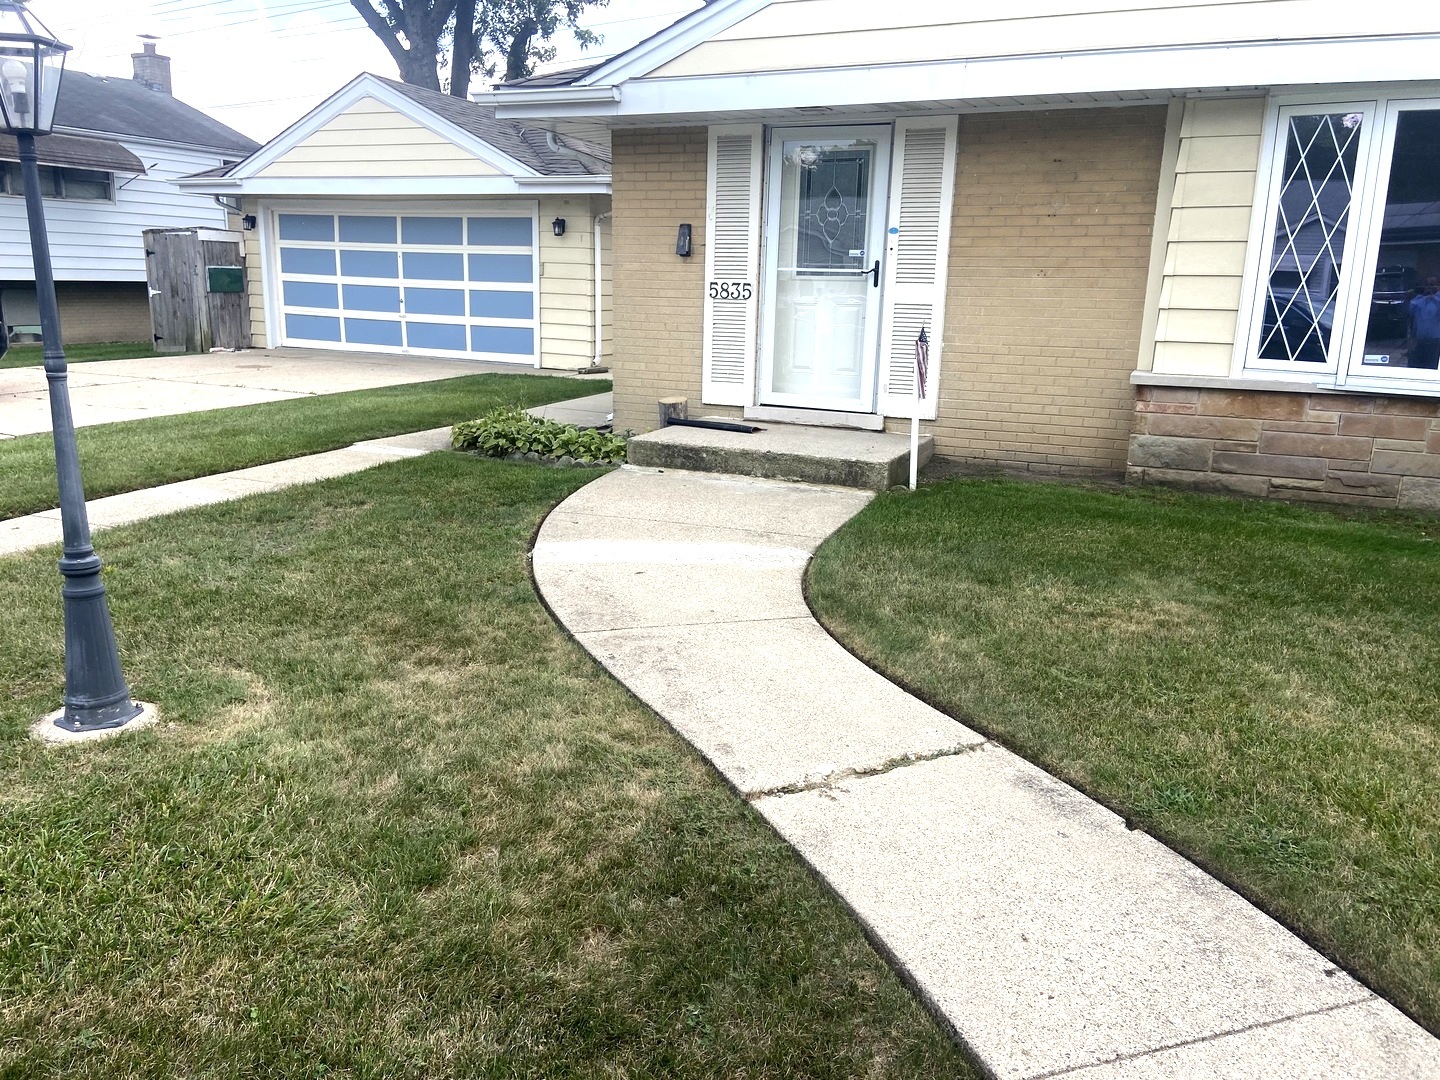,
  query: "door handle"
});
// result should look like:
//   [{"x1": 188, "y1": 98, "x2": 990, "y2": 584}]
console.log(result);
[{"x1": 870, "y1": 259, "x2": 880, "y2": 288}]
